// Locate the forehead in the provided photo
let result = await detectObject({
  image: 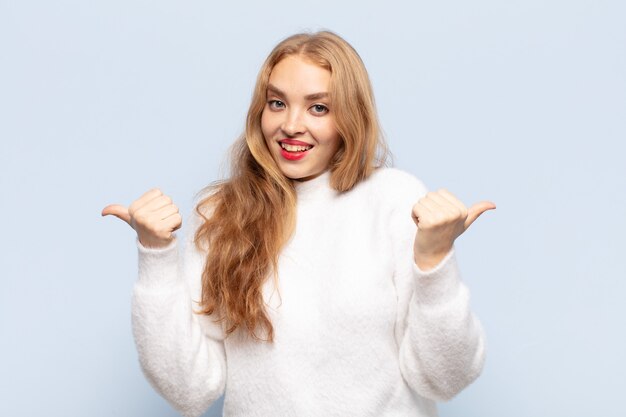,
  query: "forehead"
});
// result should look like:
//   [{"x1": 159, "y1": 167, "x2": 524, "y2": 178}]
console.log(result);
[{"x1": 268, "y1": 56, "x2": 331, "y2": 96}]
